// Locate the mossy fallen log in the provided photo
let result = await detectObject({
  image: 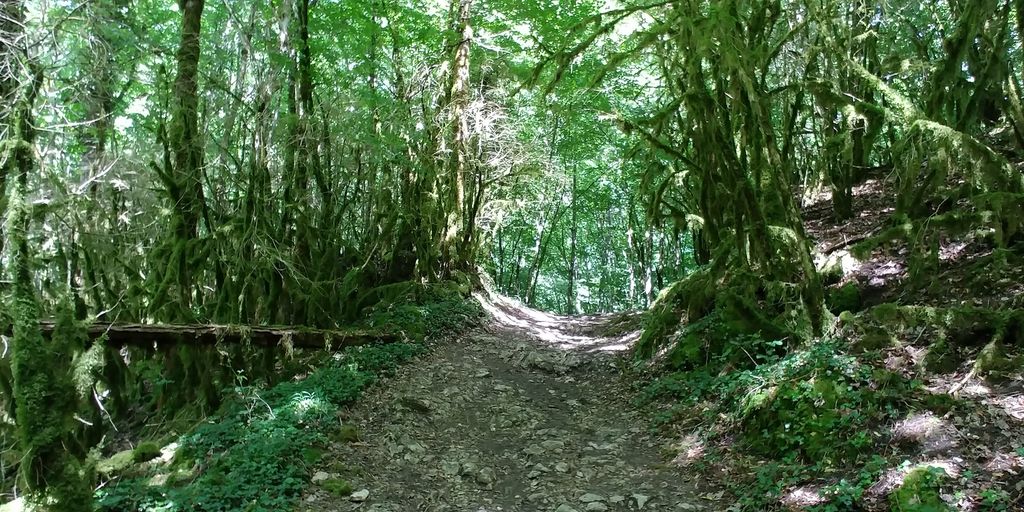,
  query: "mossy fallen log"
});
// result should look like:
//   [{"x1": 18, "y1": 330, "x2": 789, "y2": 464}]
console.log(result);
[{"x1": 4, "y1": 323, "x2": 398, "y2": 350}]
